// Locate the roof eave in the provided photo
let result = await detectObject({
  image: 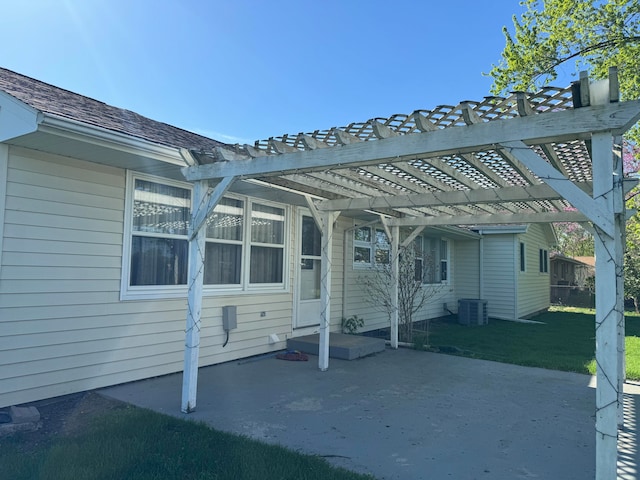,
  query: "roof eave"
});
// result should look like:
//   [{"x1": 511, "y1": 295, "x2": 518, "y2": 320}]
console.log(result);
[
  {"x1": 37, "y1": 113, "x2": 189, "y2": 167},
  {"x1": 0, "y1": 90, "x2": 41, "y2": 142}
]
